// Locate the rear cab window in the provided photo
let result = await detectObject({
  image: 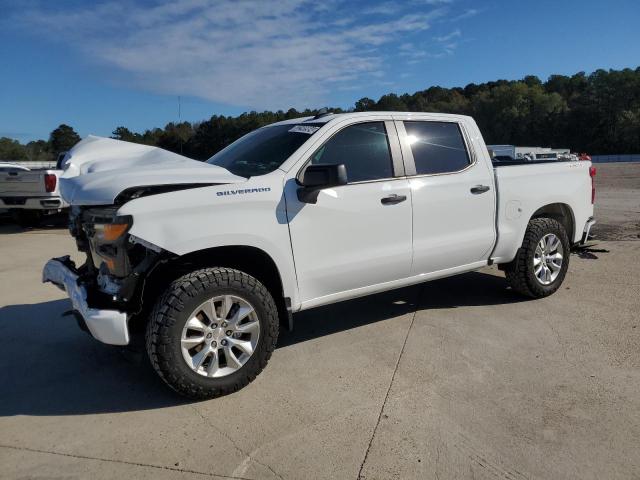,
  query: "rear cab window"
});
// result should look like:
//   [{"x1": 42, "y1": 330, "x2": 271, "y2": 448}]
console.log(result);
[{"x1": 403, "y1": 121, "x2": 471, "y2": 175}]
